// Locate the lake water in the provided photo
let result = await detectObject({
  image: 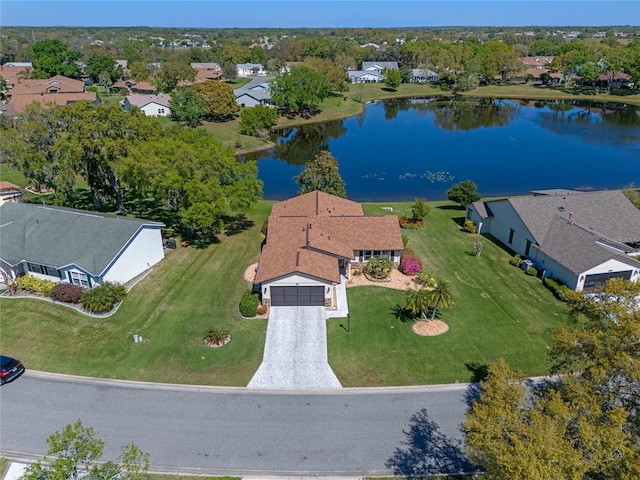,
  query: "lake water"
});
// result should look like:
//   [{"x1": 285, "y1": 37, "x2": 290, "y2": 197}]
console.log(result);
[{"x1": 244, "y1": 97, "x2": 640, "y2": 202}]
